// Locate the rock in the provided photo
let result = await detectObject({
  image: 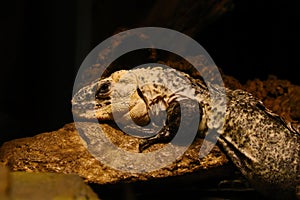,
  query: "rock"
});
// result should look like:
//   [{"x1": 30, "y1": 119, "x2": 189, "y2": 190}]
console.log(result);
[
  {"x1": 9, "y1": 172, "x2": 99, "y2": 200},
  {"x1": 0, "y1": 166, "x2": 99, "y2": 200},
  {"x1": 0, "y1": 166, "x2": 9, "y2": 199},
  {"x1": 0, "y1": 122, "x2": 229, "y2": 185}
]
